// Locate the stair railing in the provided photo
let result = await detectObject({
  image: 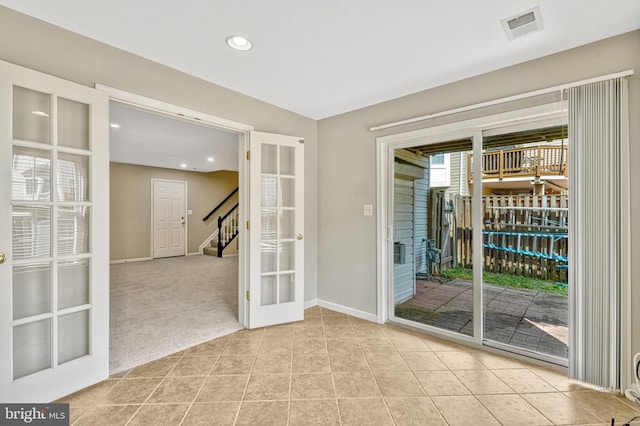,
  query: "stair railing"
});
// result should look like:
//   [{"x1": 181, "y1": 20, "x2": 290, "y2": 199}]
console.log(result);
[
  {"x1": 202, "y1": 187, "x2": 238, "y2": 222},
  {"x1": 217, "y1": 204, "x2": 239, "y2": 257}
]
